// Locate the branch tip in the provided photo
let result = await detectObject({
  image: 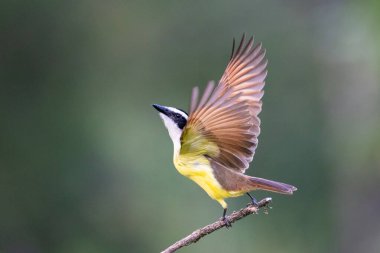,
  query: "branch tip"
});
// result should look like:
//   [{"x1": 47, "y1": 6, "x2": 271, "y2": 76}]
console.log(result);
[{"x1": 161, "y1": 197, "x2": 273, "y2": 253}]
